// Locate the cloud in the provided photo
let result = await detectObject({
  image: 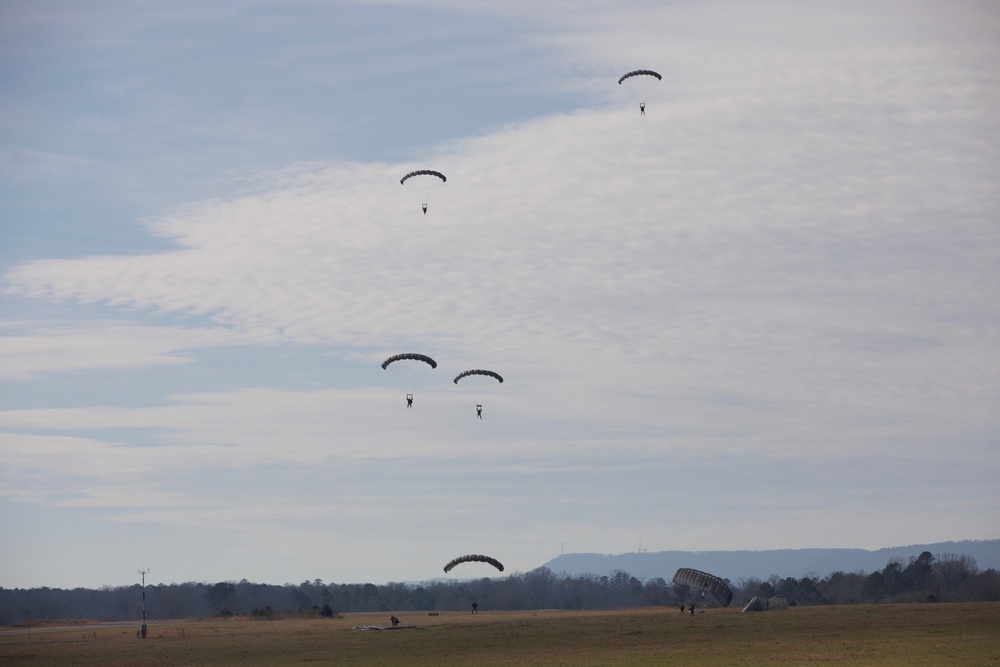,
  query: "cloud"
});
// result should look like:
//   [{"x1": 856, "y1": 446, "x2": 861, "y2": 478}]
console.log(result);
[
  {"x1": 6, "y1": 32, "x2": 997, "y2": 418},
  {"x1": 0, "y1": 320, "x2": 247, "y2": 379}
]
